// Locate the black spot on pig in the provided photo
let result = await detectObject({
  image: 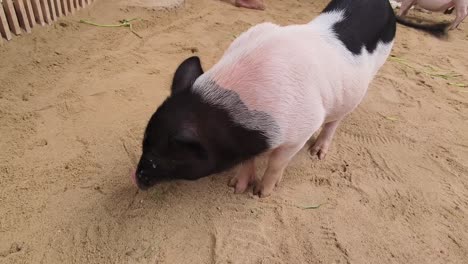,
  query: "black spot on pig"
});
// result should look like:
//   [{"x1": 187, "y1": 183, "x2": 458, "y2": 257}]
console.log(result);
[
  {"x1": 322, "y1": 0, "x2": 396, "y2": 55},
  {"x1": 135, "y1": 56, "x2": 277, "y2": 189}
]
